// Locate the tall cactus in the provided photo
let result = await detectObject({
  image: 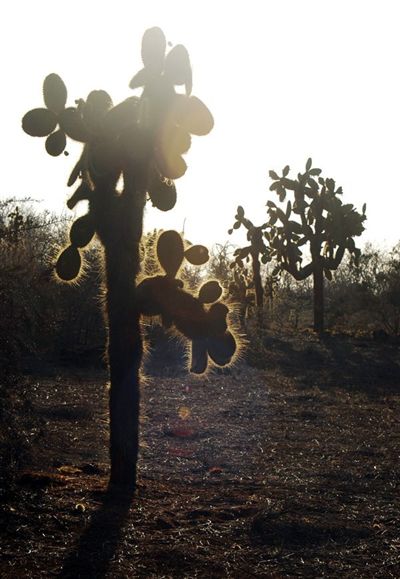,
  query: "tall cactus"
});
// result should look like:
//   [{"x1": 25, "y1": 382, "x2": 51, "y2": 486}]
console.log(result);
[
  {"x1": 22, "y1": 28, "x2": 237, "y2": 490},
  {"x1": 267, "y1": 159, "x2": 367, "y2": 333}
]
